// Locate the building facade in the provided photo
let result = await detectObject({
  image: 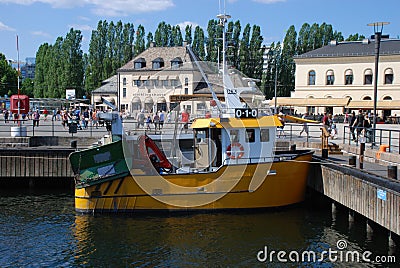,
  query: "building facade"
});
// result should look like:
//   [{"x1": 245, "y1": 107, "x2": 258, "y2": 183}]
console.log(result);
[
  {"x1": 116, "y1": 43, "x2": 224, "y2": 118},
  {"x1": 291, "y1": 38, "x2": 400, "y2": 117}
]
